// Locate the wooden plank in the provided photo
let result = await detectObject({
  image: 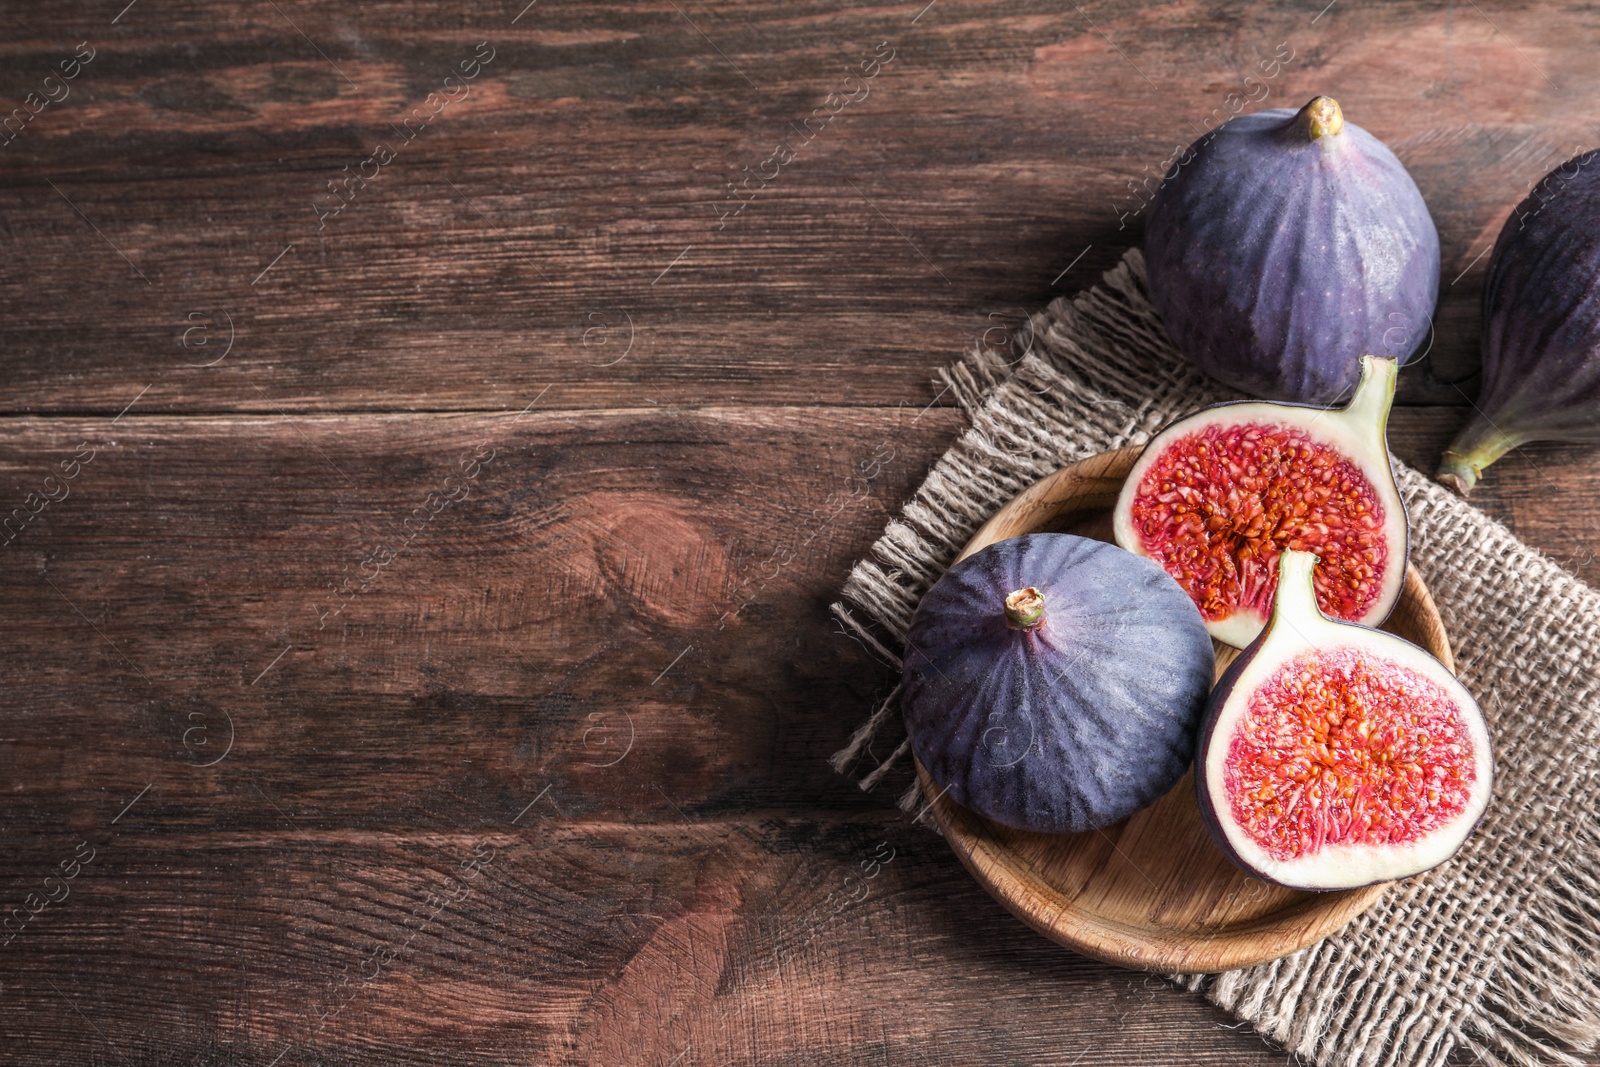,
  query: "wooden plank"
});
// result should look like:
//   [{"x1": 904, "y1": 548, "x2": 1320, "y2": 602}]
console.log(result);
[
  {"x1": 0, "y1": 816, "x2": 1297, "y2": 1066},
  {"x1": 0, "y1": 406, "x2": 950, "y2": 832},
  {"x1": 1, "y1": 2, "x2": 1598, "y2": 410},
  {"x1": 0, "y1": 406, "x2": 1586, "y2": 823}
]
